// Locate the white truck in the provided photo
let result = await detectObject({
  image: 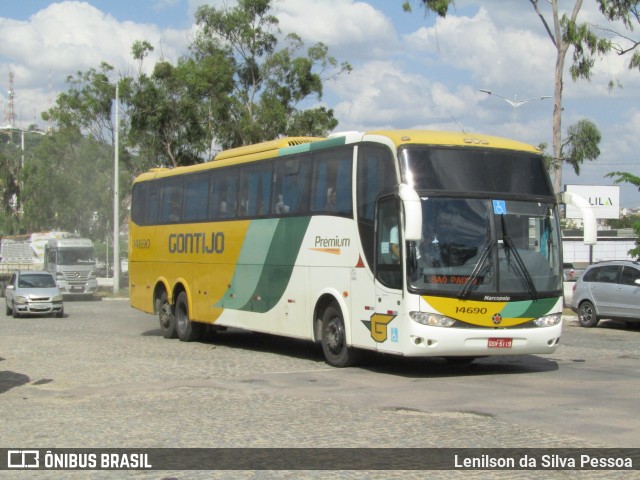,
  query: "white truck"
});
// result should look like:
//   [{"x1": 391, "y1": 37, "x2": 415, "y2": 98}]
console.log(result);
[
  {"x1": 0, "y1": 232, "x2": 99, "y2": 297},
  {"x1": 44, "y1": 237, "x2": 99, "y2": 296}
]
